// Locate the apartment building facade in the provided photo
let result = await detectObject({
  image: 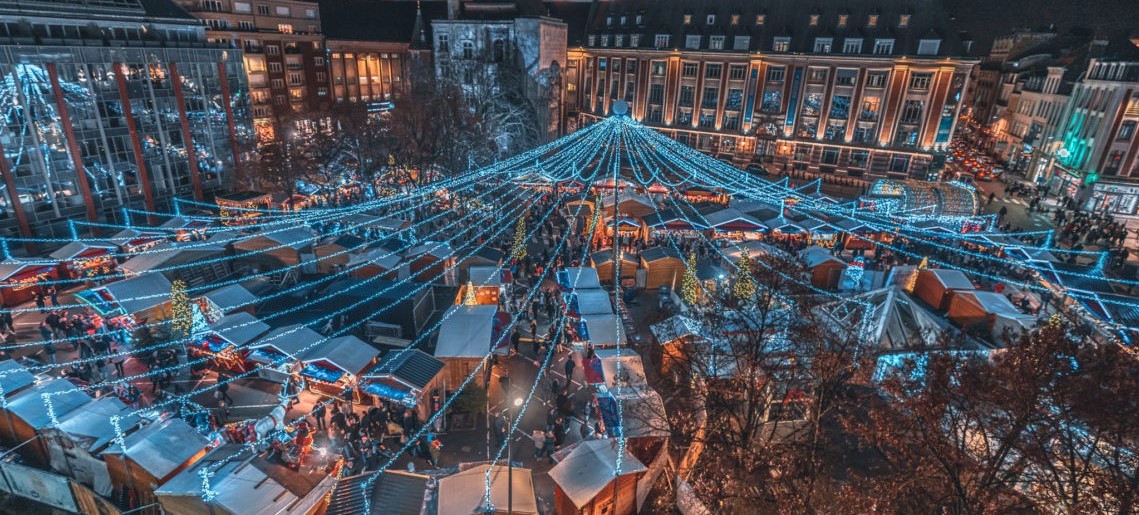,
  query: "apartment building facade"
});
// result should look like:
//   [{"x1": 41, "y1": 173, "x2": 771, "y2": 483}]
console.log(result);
[
  {"x1": 177, "y1": 0, "x2": 328, "y2": 140},
  {"x1": 0, "y1": 0, "x2": 251, "y2": 241},
  {"x1": 568, "y1": 0, "x2": 977, "y2": 181}
]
